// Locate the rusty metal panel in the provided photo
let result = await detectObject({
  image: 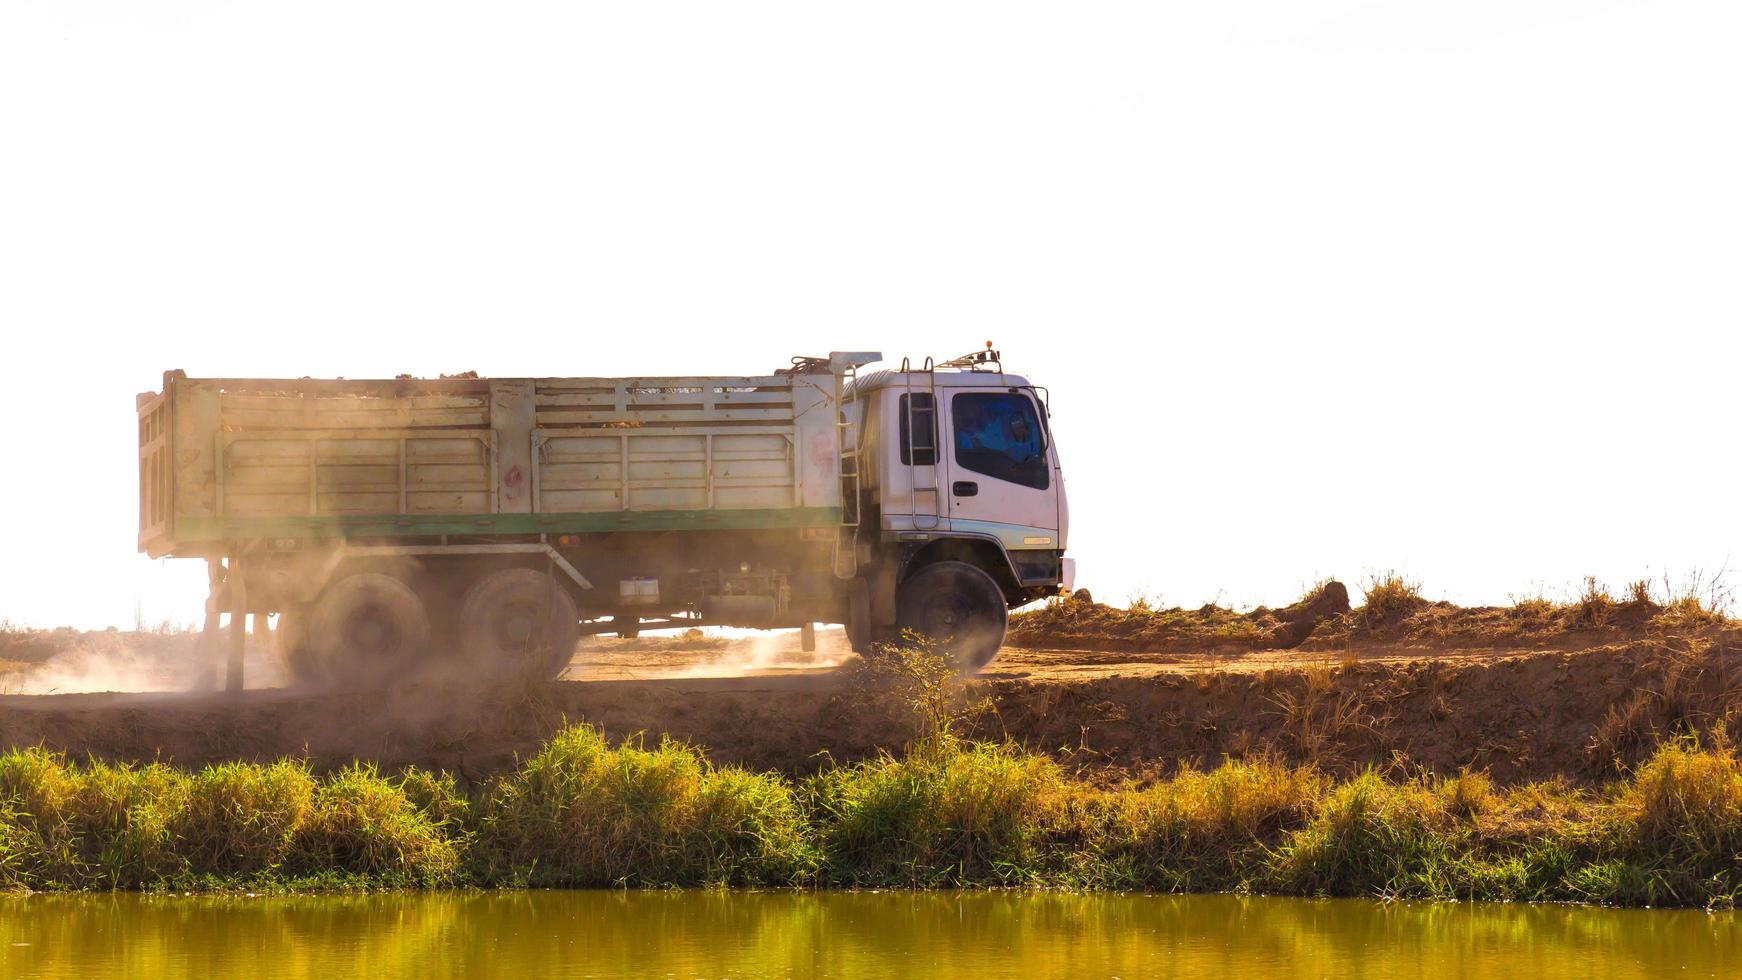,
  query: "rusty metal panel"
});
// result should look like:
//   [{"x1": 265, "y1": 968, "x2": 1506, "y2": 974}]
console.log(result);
[{"x1": 491, "y1": 380, "x2": 535, "y2": 515}]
